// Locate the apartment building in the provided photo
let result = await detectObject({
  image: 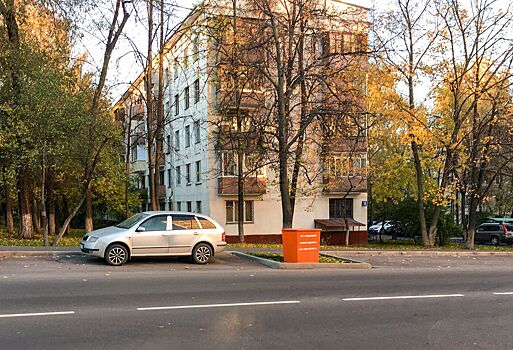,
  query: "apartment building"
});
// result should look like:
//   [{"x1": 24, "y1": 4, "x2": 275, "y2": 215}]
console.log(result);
[{"x1": 114, "y1": 0, "x2": 369, "y2": 244}]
